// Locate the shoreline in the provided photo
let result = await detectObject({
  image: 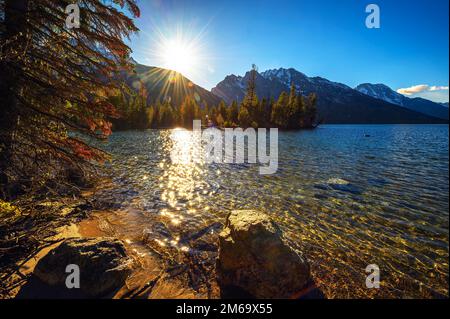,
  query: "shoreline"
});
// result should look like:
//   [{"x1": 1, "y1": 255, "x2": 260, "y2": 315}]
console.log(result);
[
  {"x1": 5, "y1": 208, "x2": 321, "y2": 299},
  {"x1": 2, "y1": 192, "x2": 449, "y2": 299},
  {"x1": 3, "y1": 207, "x2": 220, "y2": 299}
]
